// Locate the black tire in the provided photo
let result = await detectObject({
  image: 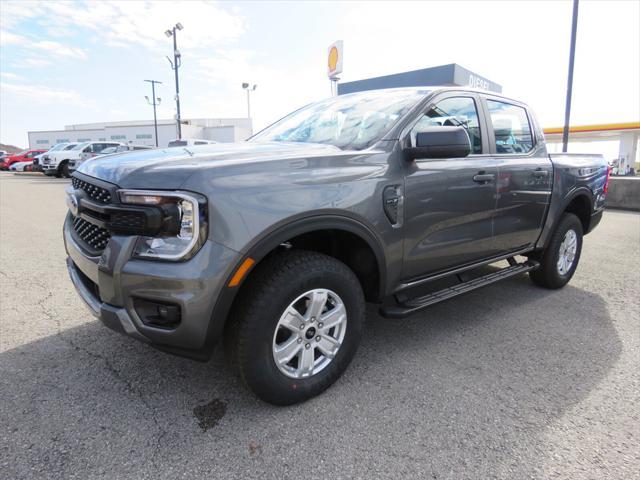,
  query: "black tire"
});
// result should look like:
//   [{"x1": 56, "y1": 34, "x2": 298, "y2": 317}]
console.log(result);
[
  {"x1": 529, "y1": 213, "x2": 583, "y2": 289},
  {"x1": 60, "y1": 161, "x2": 70, "y2": 178},
  {"x1": 225, "y1": 250, "x2": 365, "y2": 405}
]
